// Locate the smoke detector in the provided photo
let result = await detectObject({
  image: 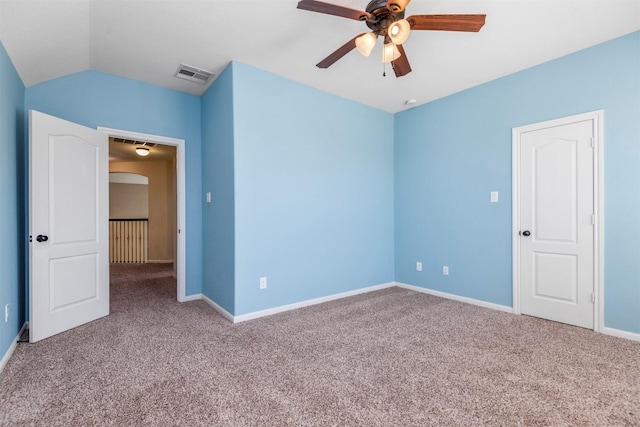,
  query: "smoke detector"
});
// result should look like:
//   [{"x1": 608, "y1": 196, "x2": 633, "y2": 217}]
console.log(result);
[{"x1": 174, "y1": 64, "x2": 215, "y2": 85}]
